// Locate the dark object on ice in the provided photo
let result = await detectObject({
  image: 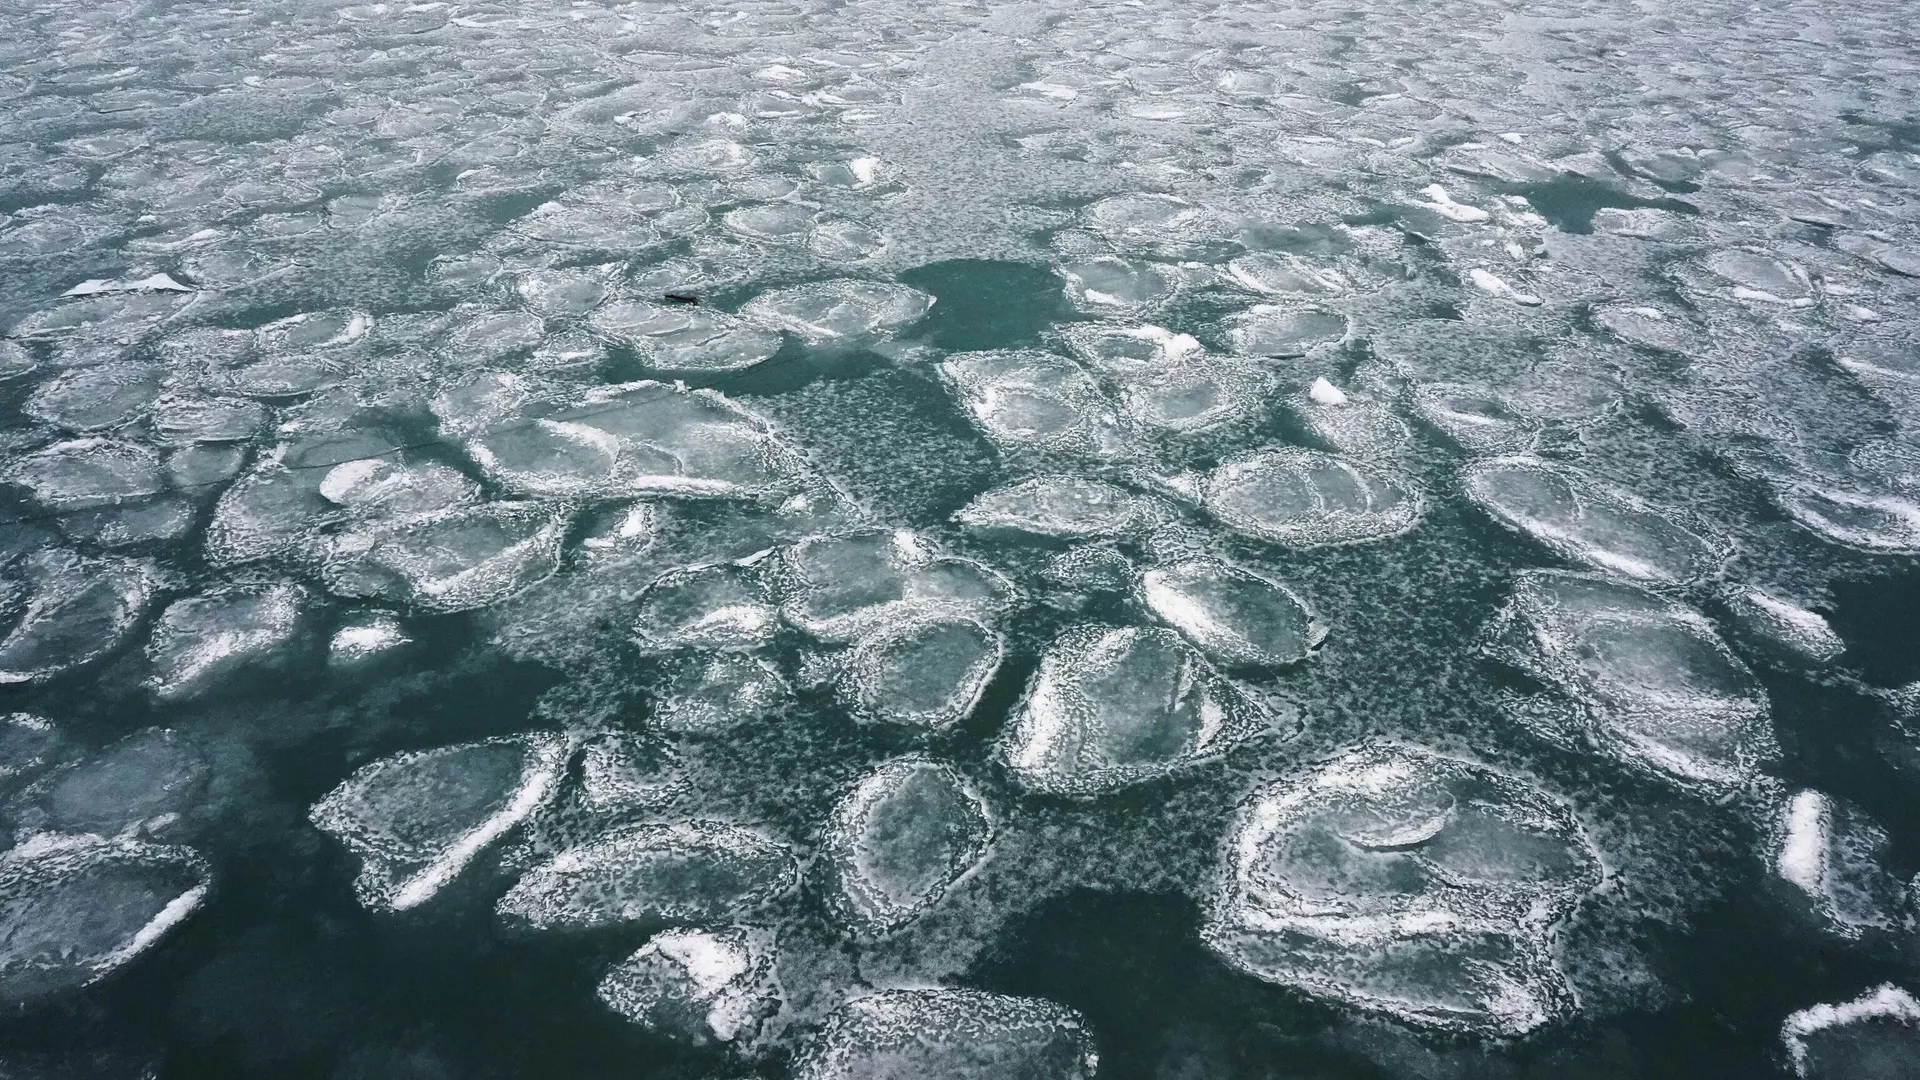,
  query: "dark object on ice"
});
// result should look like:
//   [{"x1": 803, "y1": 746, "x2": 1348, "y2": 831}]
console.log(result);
[{"x1": 662, "y1": 293, "x2": 700, "y2": 305}]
